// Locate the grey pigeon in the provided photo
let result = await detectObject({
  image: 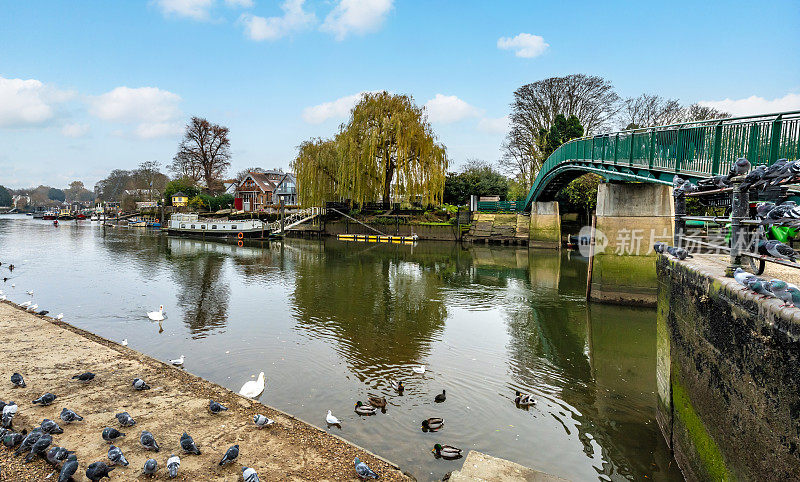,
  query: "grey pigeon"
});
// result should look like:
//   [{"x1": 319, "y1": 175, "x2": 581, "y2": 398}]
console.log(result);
[
  {"x1": 253, "y1": 414, "x2": 275, "y2": 428},
  {"x1": 753, "y1": 159, "x2": 789, "y2": 189},
  {"x1": 72, "y1": 372, "x2": 95, "y2": 382},
  {"x1": 107, "y1": 444, "x2": 129, "y2": 466},
  {"x1": 726, "y1": 157, "x2": 751, "y2": 180},
  {"x1": 11, "y1": 373, "x2": 25, "y2": 388},
  {"x1": 139, "y1": 430, "x2": 159, "y2": 452},
  {"x1": 40, "y1": 418, "x2": 64, "y2": 434},
  {"x1": 101, "y1": 427, "x2": 125, "y2": 443},
  {"x1": 747, "y1": 278, "x2": 773, "y2": 298},
  {"x1": 733, "y1": 268, "x2": 756, "y2": 290},
  {"x1": 697, "y1": 174, "x2": 731, "y2": 190},
  {"x1": 115, "y1": 411, "x2": 136, "y2": 427},
  {"x1": 765, "y1": 240, "x2": 797, "y2": 261},
  {"x1": 756, "y1": 201, "x2": 776, "y2": 219},
  {"x1": 180, "y1": 432, "x2": 201, "y2": 455},
  {"x1": 209, "y1": 399, "x2": 228, "y2": 414},
  {"x1": 767, "y1": 279, "x2": 793, "y2": 306},
  {"x1": 86, "y1": 461, "x2": 114, "y2": 481},
  {"x1": 740, "y1": 164, "x2": 766, "y2": 190},
  {"x1": 218, "y1": 444, "x2": 239, "y2": 466},
  {"x1": 59, "y1": 454, "x2": 78, "y2": 482},
  {"x1": 243, "y1": 466, "x2": 260, "y2": 482},
  {"x1": 354, "y1": 456, "x2": 379, "y2": 479},
  {"x1": 2, "y1": 401, "x2": 18, "y2": 427},
  {"x1": 653, "y1": 242, "x2": 667, "y2": 254},
  {"x1": 142, "y1": 458, "x2": 158, "y2": 476},
  {"x1": 33, "y1": 392, "x2": 57, "y2": 406},
  {"x1": 3, "y1": 430, "x2": 24, "y2": 448},
  {"x1": 167, "y1": 454, "x2": 180, "y2": 478},
  {"x1": 787, "y1": 286, "x2": 800, "y2": 306},
  {"x1": 60, "y1": 408, "x2": 83, "y2": 423},
  {"x1": 132, "y1": 378, "x2": 151, "y2": 390},
  {"x1": 46, "y1": 446, "x2": 73, "y2": 466},
  {"x1": 25, "y1": 433, "x2": 52, "y2": 462},
  {"x1": 14, "y1": 428, "x2": 42, "y2": 456}
]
